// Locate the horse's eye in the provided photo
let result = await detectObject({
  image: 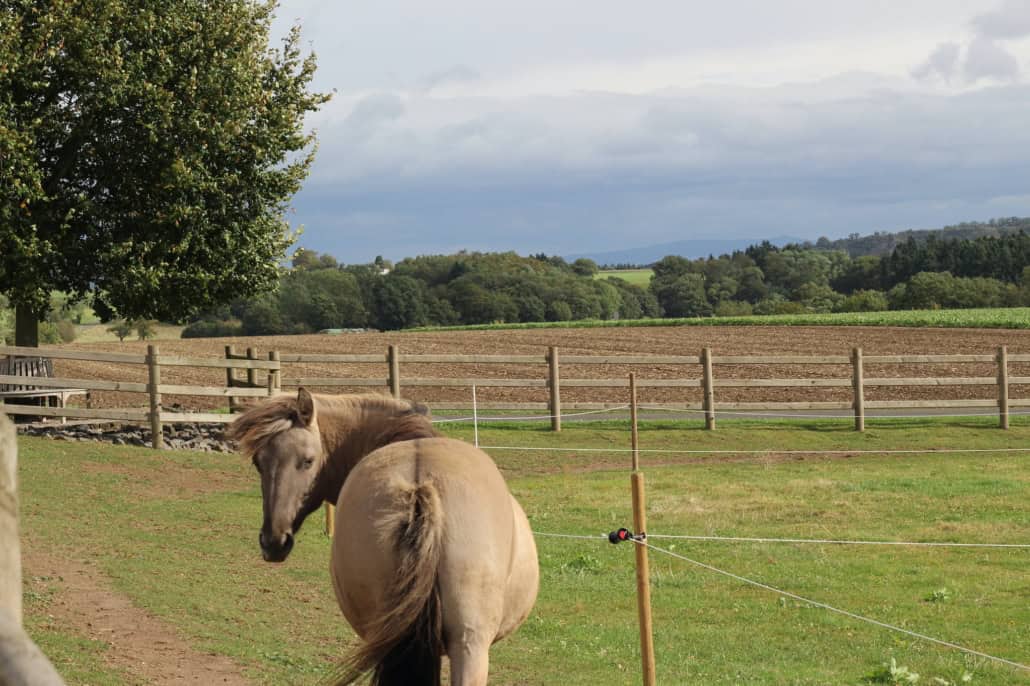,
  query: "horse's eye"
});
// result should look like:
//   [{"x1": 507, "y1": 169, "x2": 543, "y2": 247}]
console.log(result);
[{"x1": 299, "y1": 456, "x2": 315, "y2": 470}]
